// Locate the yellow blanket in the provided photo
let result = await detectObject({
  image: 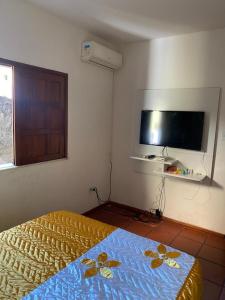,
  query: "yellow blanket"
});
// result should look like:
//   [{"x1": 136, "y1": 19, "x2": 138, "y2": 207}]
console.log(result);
[{"x1": 0, "y1": 210, "x2": 201, "y2": 299}]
